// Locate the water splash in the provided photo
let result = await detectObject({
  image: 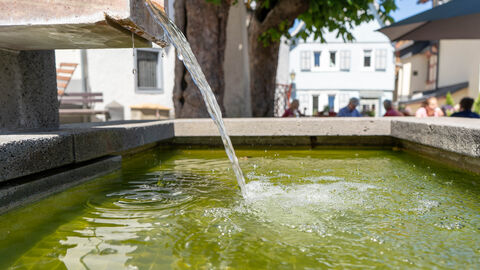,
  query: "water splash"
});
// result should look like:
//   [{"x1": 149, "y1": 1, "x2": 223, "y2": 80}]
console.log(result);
[{"x1": 145, "y1": 1, "x2": 247, "y2": 197}]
